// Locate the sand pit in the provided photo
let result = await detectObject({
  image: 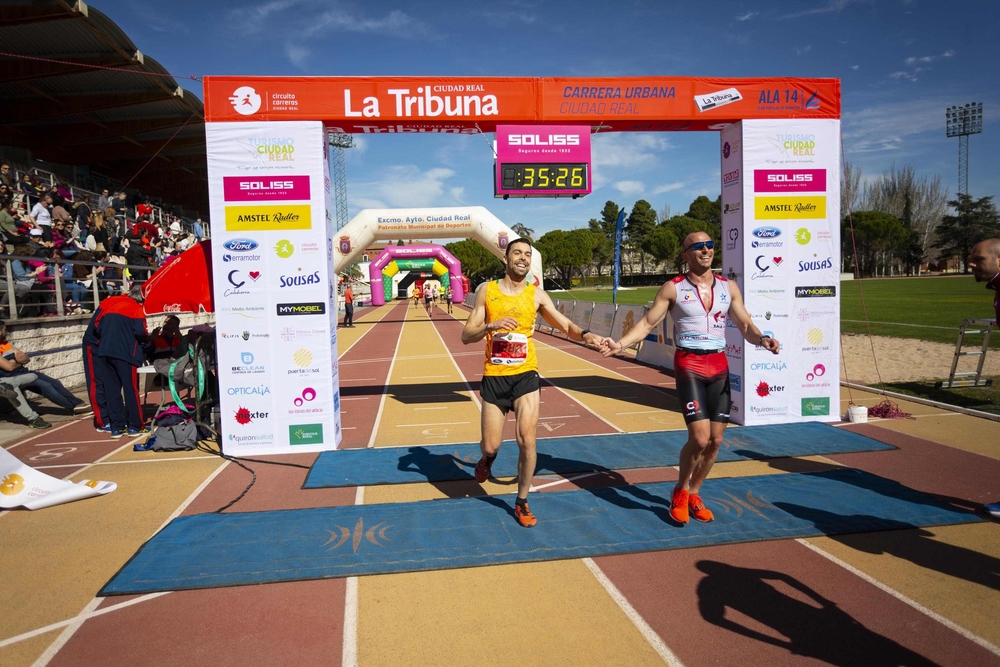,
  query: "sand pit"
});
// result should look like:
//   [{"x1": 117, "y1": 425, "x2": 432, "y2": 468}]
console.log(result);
[{"x1": 840, "y1": 334, "x2": 1000, "y2": 384}]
